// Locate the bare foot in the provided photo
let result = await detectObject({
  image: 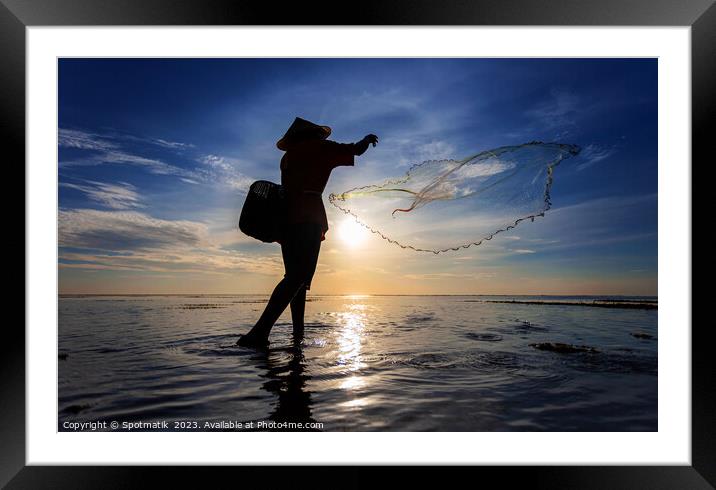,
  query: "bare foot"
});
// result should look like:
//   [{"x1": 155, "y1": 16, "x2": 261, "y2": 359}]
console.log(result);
[{"x1": 236, "y1": 332, "x2": 270, "y2": 349}]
